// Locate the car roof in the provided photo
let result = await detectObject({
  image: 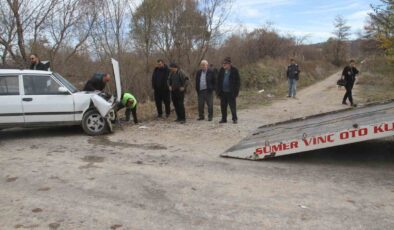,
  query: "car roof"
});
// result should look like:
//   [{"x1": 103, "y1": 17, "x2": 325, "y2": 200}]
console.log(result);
[{"x1": 0, "y1": 69, "x2": 53, "y2": 75}]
